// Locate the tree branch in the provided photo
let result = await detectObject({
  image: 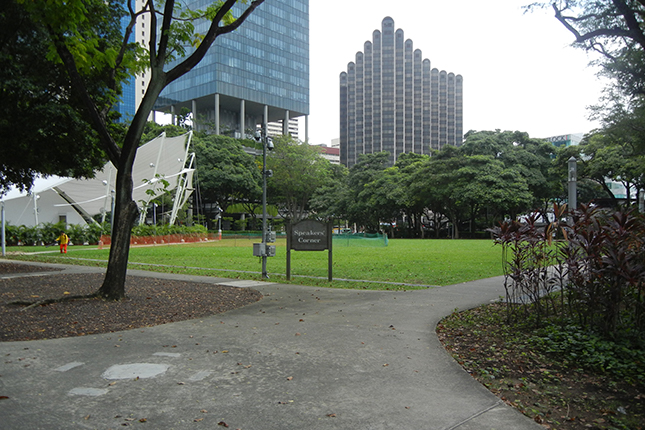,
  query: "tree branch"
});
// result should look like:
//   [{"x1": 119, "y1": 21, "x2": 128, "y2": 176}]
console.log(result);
[
  {"x1": 611, "y1": 0, "x2": 645, "y2": 49},
  {"x1": 48, "y1": 30, "x2": 121, "y2": 164},
  {"x1": 553, "y1": 4, "x2": 633, "y2": 44},
  {"x1": 165, "y1": 0, "x2": 265, "y2": 84},
  {"x1": 148, "y1": 0, "x2": 158, "y2": 67},
  {"x1": 116, "y1": 0, "x2": 149, "y2": 71},
  {"x1": 156, "y1": 0, "x2": 176, "y2": 70}
]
